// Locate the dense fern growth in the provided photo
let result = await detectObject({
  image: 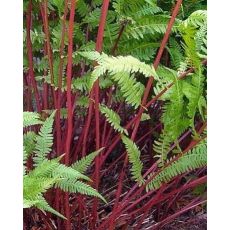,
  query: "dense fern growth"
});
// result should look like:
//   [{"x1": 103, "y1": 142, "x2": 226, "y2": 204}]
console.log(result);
[
  {"x1": 23, "y1": 0, "x2": 207, "y2": 228},
  {"x1": 23, "y1": 112, "x2": 106, "y2": 218}
]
